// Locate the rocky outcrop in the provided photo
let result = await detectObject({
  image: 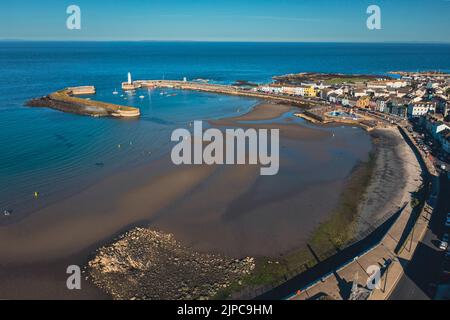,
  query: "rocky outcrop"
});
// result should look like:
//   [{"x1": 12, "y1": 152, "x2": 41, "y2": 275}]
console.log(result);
[{"x1": 88, "y1": 228, "x2": 255, "y2": 300}]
